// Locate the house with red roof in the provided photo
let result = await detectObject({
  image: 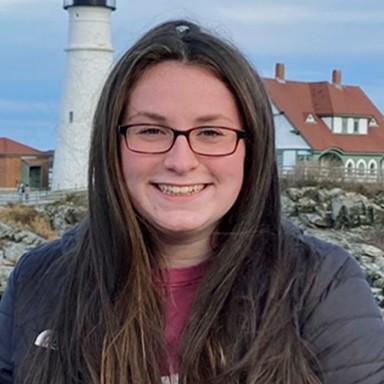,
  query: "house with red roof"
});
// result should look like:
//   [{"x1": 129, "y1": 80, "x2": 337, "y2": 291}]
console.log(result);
[
  {"x1": 0, "y1": 138, "x2": 51, "y2": 189},
  {"x1": 263, "y1": 63, "x2": 384, "y2": 176}
]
